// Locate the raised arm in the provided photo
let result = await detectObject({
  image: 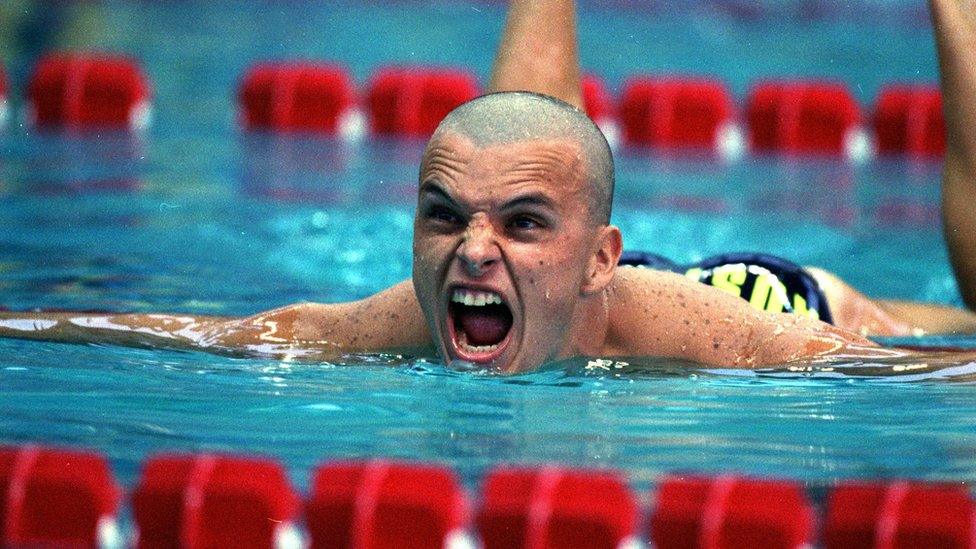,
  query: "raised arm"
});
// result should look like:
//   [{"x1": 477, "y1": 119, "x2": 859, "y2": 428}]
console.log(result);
[
  {"x1": 488, "y1": 0, "x2": 584, "y2": 109},
  {"x1": 798, "y1": 2, "x2": 976, "y2": 336},
  {"x1": 0, "y1": 281, "x2": 433, "y2": 360},
  {"x1": 931, "y1": 0, "x2": 976, "y2": 309}
]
